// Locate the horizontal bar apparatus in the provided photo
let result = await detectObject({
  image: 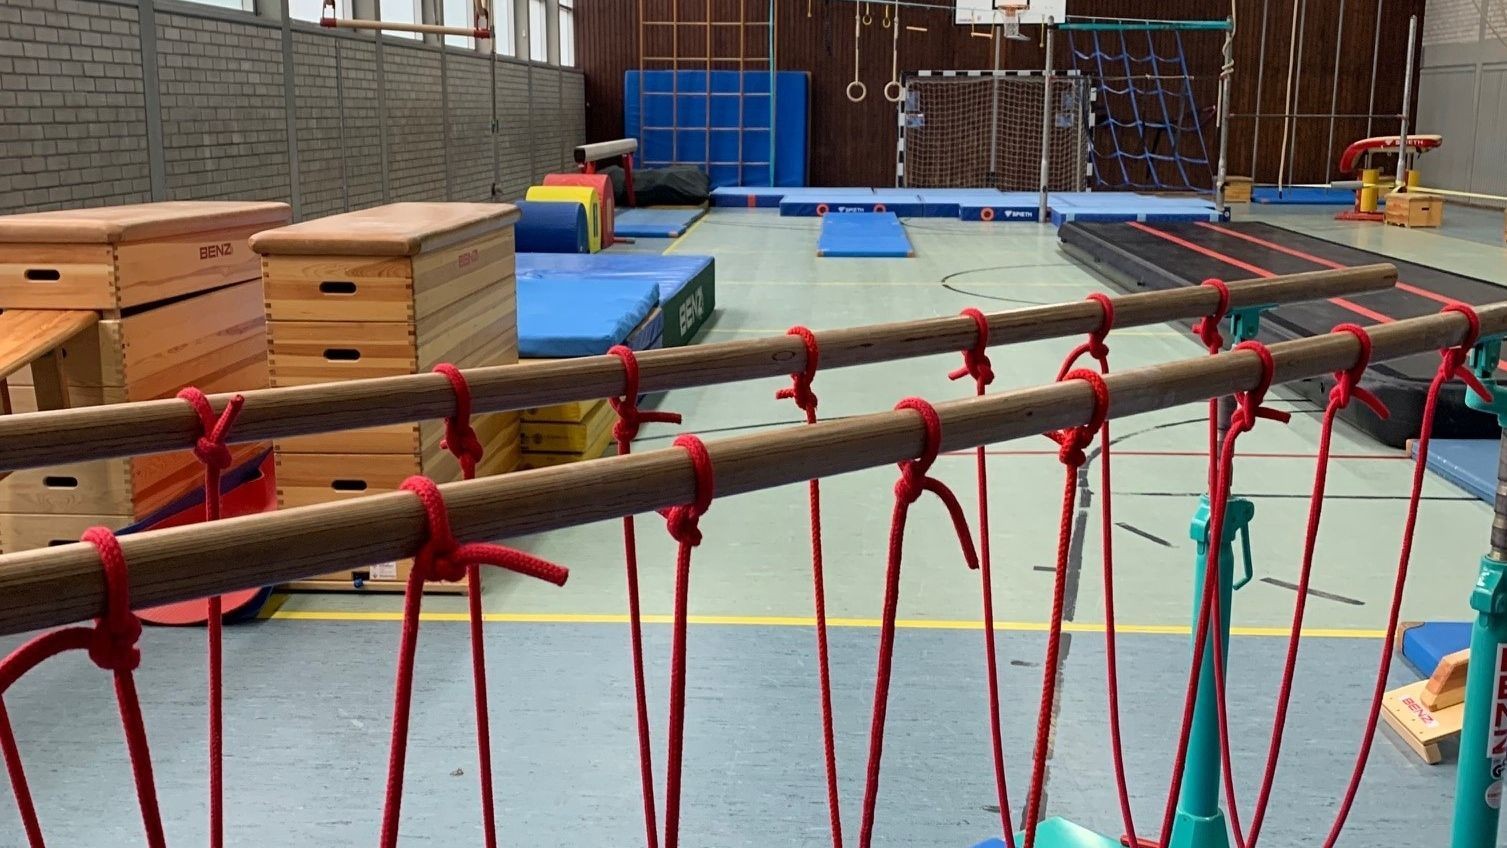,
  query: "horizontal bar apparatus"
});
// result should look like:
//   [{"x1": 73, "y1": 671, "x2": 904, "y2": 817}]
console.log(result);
[
  {"x1": 319, "y1": 17, "x2": 490, "y2": 36},
  {"x1": 0, "y1": 266, "x2": 1396, "y2": 474}
]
